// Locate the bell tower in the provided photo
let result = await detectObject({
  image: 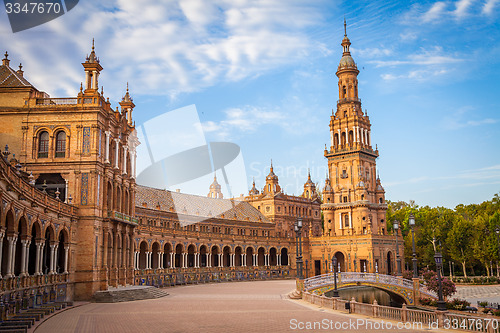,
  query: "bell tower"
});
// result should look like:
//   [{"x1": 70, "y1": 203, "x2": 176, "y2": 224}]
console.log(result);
[
  {"x1": 82, "y1": 39, "x2": 102, "y2": 92},
  {"x1": 322, "y1": 20, "x2": 387, "y2": 237}
]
